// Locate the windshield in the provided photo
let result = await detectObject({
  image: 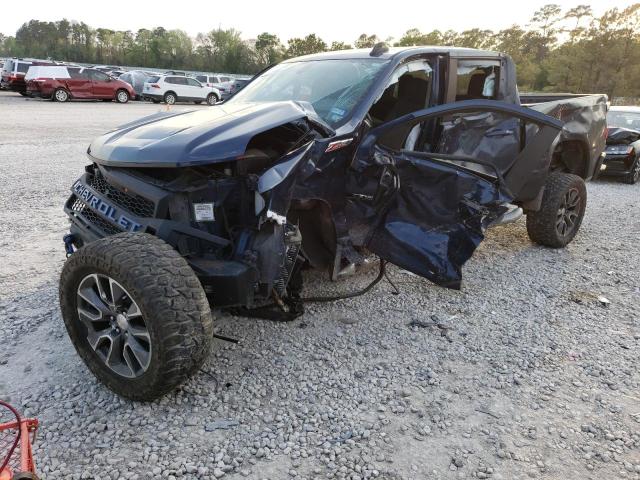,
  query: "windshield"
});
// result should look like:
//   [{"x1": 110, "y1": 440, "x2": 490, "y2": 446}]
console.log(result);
[
  {"x1": 228, "y1": 59, "x2": 389, "y2": 127},
  {"x1": 608, "y1": 111, "x2": 640, "y2": 131}
]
